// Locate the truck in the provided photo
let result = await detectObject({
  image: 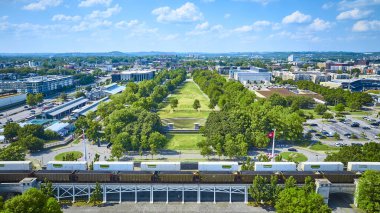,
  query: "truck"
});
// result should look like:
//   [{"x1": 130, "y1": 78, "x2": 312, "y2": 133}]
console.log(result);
[
  {"x1": 254, "y1": 162, "x2": 297, "y2": 172},
  {"x1": 198, "y1": 162, "x2": 239, "y2": 172},
  {"x1": 93, "y1": 161, "x2": 134, "y2": 171},
  {"x1": 140, "y1": 162, "x2": 181, "y2": 171},
  {"x1": 347, "y1": 162, "x2": 380, "y2": 172},
  {"x1": 46, "y1": 161, "x2": 87, "y2": 171},
  {"x1": 0, "y1": 161, "x2": 32, "y2": 170},
  {"x1": 299, "y1": 162, "x2": 343, "y2": 171}
]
